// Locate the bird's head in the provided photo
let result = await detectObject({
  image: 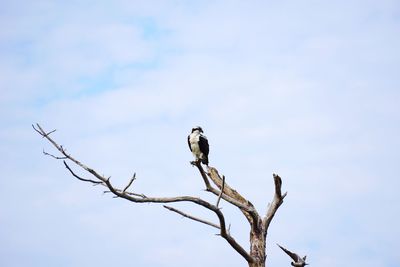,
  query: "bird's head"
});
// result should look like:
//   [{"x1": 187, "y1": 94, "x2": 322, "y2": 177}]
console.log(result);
[{"x1": 191, "y1": 126, "x2": 204, "y2": 133}]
